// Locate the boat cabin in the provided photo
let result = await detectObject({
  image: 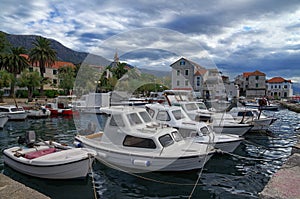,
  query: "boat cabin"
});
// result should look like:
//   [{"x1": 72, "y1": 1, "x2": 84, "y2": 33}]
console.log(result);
[
  {"x1": 88, "y1": 106, "x2": 184, "y2": 150},
  {"x1": 145, "y1": 103, "x2": 213, "y2": 138}
]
